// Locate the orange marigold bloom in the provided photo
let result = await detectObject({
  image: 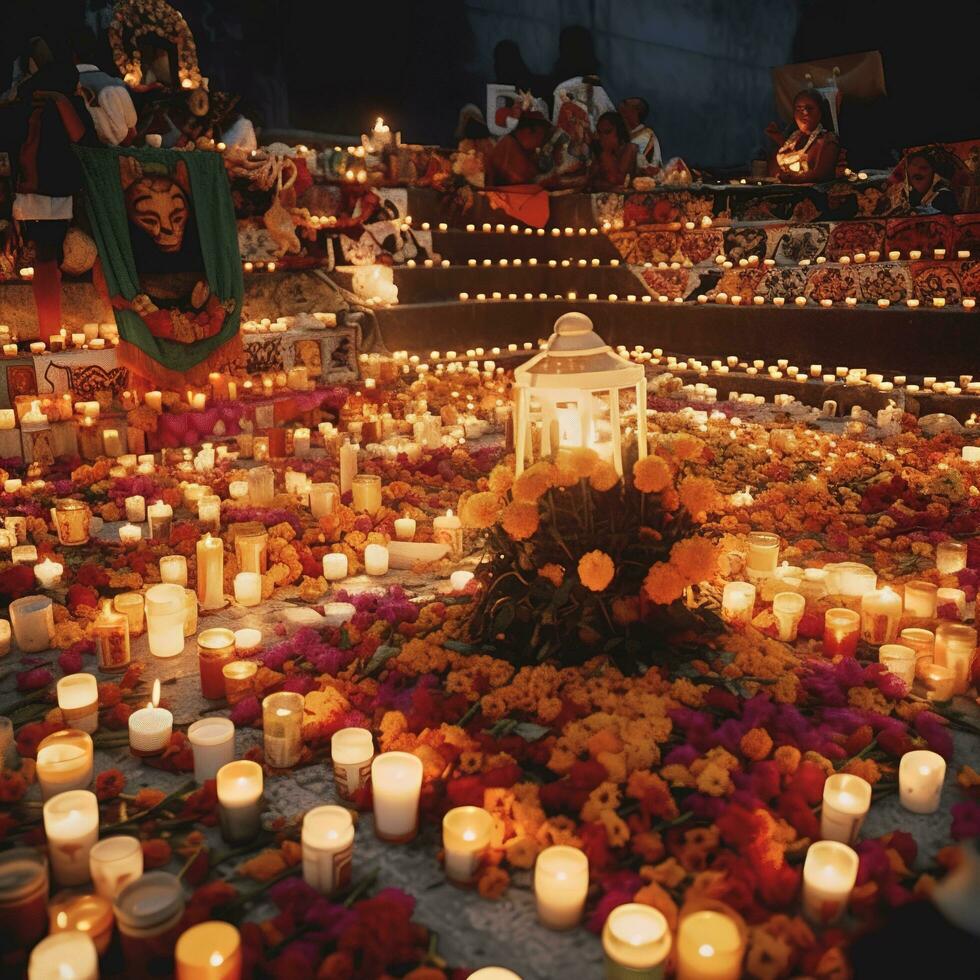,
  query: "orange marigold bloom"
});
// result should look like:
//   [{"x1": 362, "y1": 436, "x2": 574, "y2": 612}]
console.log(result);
[
  {"x1": 556, "y1": 447, "x2": 599, "y2": 481},
  {"x1": 669, "y1": 537, "x2": 720, "y2": 584},
  {"x1": 487, "y1": 463, "x2": 515, "y2": 495},
  {"x1": 678, "y1": 476, "x2": 722, "y2": 520},
  {"x1": 142, "y1": 838, "x2": 172, "y2": 869},
  {"x1": 842, "y1": 758, "x2": 882, "y2": 785},
  {"x1": 512, "y1": 462, "x2": 557, "y2": 503},
  {"x1": 501, "y1": 500, "x2": 540, "y2": 541},
  {"x1": 504, "y1": 835, "x2": 539, "y2": 868},
  {"x1": 476, "y1": 865, "x2": 510, "y2": 899},
  {"x1": 773, "y1": 746, "x2": 801, "y2": 775},
  {"x1": 667, "y1": 433, "x2": 706, "y2": 461},
  {"x1": 460, "y1": 491, "x2": 503, "y2": 529},
  {"x1": 633, "y1": 455, "x2": 672, "y2": 494},
  {"x1": 538, "y1": 563, "x2": 564, "y2": 587},
  {"x1": 95, "y1": 769, "x2": 126, "y2": 801},
  {"x1": 578, "y1": 550, "x2": 615, "y2": 592},
  {"x1": 740, "y1": 727, "x2": 774, "y2": 761},
  {"x1": 642, "y1": 562, "x2": 686, "y2": 605},
  {"x1": 590, "y1": 460, "x2": 620, "y2": 492}
]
